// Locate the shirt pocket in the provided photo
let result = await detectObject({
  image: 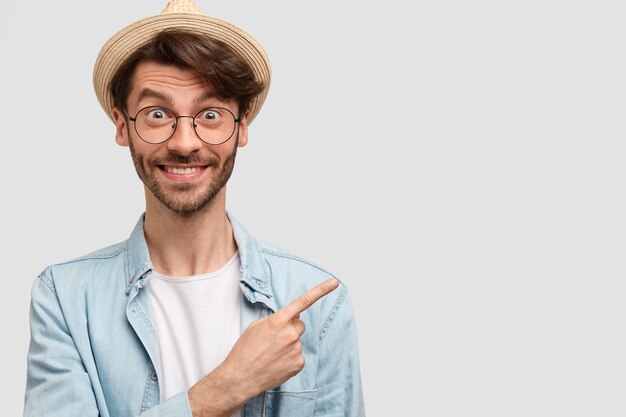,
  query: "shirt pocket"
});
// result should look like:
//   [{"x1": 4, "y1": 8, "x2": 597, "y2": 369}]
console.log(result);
[{"x1": 263, "y1": 389, "x2": 317, "y2": 417}]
